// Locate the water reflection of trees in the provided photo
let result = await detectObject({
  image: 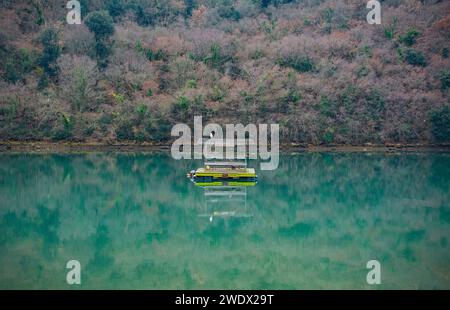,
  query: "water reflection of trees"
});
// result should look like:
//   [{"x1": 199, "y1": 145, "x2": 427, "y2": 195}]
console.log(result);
[{"x1": 0, "y1": 153, "x2": 448, "y2": 289}]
